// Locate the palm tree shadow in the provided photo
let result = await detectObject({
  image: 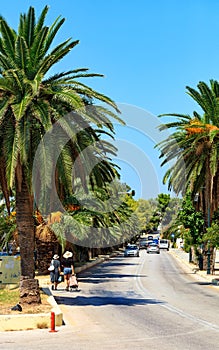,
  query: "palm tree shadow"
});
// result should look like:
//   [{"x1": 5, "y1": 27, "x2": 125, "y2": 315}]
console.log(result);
[
  {"x1": 55, "y1": 295, "x2": 164, "y2": 307},
  {"x1": 78, "y1": 273, "x2": 148, "y2": 284},
  {"x1": 188, "y1": 281, "x2": 212, "y2": 286}
]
